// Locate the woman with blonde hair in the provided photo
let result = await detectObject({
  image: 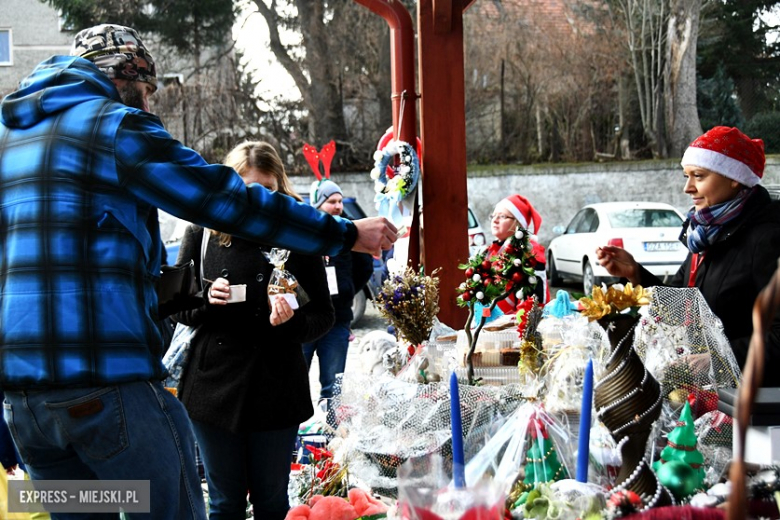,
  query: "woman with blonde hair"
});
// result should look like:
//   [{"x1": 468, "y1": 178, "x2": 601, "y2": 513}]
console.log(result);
[{"x1": 173, "y1": 141, "x2": 334, "y2": 519}]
